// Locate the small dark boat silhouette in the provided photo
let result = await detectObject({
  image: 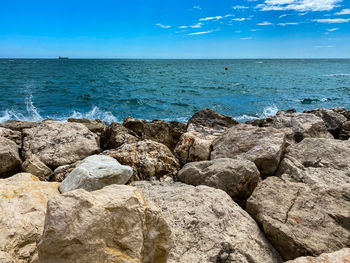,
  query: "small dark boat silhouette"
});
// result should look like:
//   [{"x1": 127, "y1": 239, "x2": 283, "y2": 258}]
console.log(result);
[{"x1": 59, "y1": 56, "x2": 68, "y2": 59}]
